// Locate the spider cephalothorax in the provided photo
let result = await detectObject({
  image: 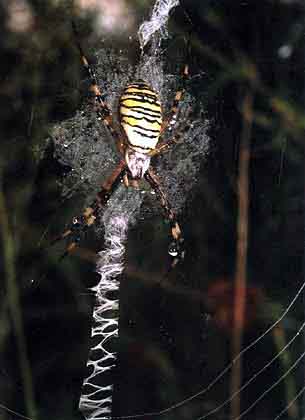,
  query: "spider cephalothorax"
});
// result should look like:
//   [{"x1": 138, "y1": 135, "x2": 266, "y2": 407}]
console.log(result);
[
  {"x1": 55, "y1": 28, "x2": 188, "y2": 267},
  {"x1": 124, "y1": 149, "x2": 151, "y2": 180}
]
